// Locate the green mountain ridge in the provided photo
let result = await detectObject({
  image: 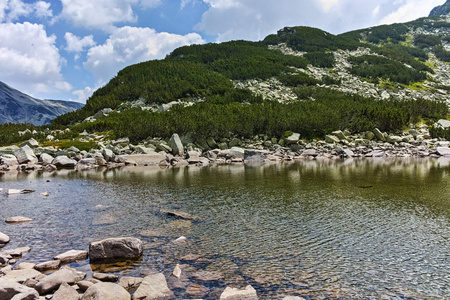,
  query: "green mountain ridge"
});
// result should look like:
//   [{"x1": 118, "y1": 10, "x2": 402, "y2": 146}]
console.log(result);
[
  {"x1": 3, "y1": 14, "x2": 450, "y2": 147},
  {"x1": 430, "y1": 0, "x2": 450, "y2": 16}
]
